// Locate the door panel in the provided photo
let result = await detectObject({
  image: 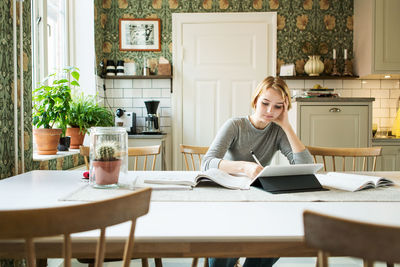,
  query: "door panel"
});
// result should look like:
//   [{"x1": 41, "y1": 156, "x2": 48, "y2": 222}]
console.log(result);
[{"x1": 173, "y1": 13, "x2": 277, "y2": 169}]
